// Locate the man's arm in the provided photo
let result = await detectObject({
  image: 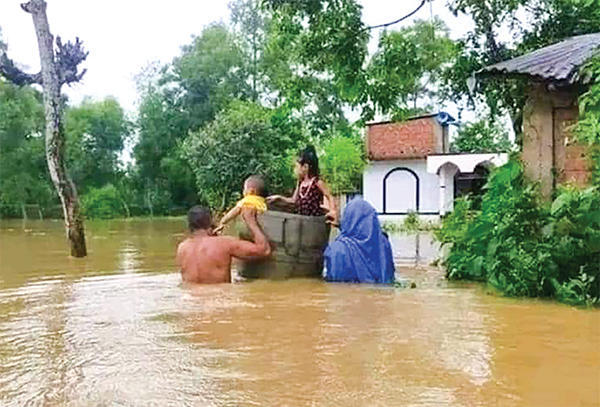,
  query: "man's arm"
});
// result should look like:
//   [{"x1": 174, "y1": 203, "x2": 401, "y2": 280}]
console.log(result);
[
  {"x1": 176, "y1": 240, "x2": 187, "y2": 270},
  {"x1": 228, "y1": 207, "x2": 271, "y2": 258}
]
